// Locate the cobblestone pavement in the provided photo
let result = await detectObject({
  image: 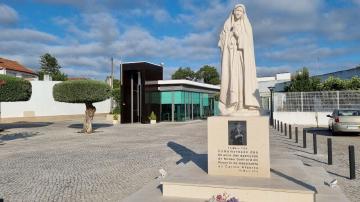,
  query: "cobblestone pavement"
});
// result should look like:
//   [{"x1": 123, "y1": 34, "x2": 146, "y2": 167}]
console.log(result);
[
  {"x1": 271, "y1": 123, "x2": 360, "y2": 202},
  {"x1": 0, "y1": 120, "x2": 359, "y2": 201}
]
